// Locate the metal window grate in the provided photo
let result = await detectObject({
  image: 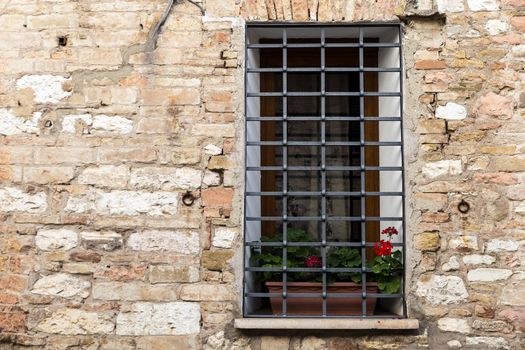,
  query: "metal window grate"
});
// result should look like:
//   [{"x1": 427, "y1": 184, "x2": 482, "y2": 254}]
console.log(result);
[{"x1": 243, "y1": 23, "x2": 406, "y2": 318}]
